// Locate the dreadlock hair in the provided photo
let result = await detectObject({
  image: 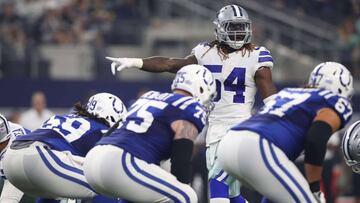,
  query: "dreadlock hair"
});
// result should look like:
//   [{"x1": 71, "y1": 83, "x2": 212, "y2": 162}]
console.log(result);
[
  {"x1": 201, "y1": 40, "x2": 256, "y2": 60},
  {"x1": 72, "y1": 102, "x2": 110, "y2": 127}
]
